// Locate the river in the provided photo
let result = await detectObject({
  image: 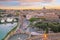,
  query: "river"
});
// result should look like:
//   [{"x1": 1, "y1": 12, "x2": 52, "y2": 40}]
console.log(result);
[{"x1": 0, "y1": 23, "x2": 17, "y2": 40}]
